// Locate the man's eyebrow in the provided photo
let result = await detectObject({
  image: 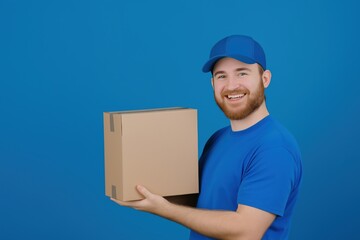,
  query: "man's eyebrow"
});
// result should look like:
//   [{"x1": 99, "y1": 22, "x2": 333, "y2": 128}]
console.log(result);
[
  {"x1": 235, "y1": 67, "x2": 252, "y2": 72},
  {"x1": 213, "y1": 70, "x2": 226, "y2": 77},
  {"x1": 213, "y1": 67, "x2": 252, "y2": 77}
]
